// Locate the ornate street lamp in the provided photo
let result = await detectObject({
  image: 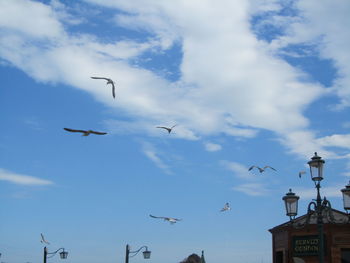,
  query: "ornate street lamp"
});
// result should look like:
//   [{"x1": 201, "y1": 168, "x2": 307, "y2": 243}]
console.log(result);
[
  {"x1": 308, "y1": 152, "x2": 325, "y2": 183},
  {"x1": 282, "y1": 189, "x2": 299, "y2": 220},
  {"x1": 43, "y1": 247, "x2": 68, "y2": 263},
  {"x1": 125, "y1": 244, "x2": 151, "y2": 263},
  {"x1": 282, "y1": 153, "x2": 349, "y2": 263},
  {"x1": 341, "y1": 181, "x2": 350, "y2": 212}
]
